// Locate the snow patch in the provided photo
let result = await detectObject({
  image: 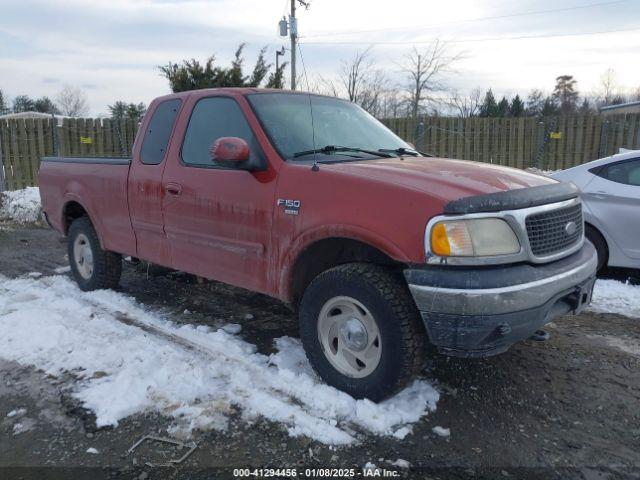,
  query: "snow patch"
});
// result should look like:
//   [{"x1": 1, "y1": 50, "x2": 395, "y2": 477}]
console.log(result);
[
  {"x1": 86, "y1": 448, "x2": 99, "y2": 454},
  {"x1": 432, "y1": 426, "x2": 450, "y2": 437},
  {"x1": 0, "y1": 187, "x2": 41, "y2": 223},
  {"x1": 54, "y1": 266, "x2": 71, "y2": 274},
  {"x1": 590, "y1": 279, "x2": 640, "y2": 319},
  {"x1": 7, "y1": 408, "x2": 27, "y2": 418},
  {"x1": 388, "y1": 458, "x2": 411, "y2": 469},
  {"x1": 591, "y1": 335, "x2": 640, "y2": 357},
  {"x1": 0, "y1": 274, "x2": 439, "y2": 445}
]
